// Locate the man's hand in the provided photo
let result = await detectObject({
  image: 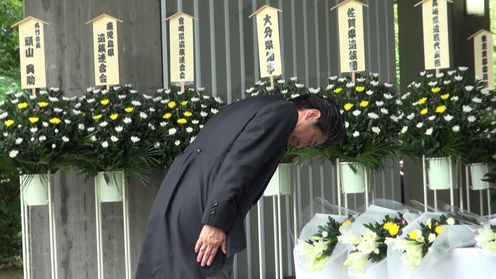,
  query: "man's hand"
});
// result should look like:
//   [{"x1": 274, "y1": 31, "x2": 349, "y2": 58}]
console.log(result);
[{"x1": 194, "y1": 224, "x2": 227, "y2": 267}]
